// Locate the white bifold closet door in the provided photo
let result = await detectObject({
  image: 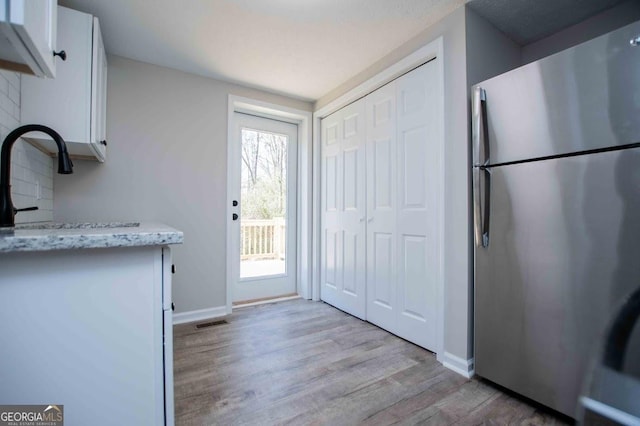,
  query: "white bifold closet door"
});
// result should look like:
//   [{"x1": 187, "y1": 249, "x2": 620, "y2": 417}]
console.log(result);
[
  {"x1": 321, "y1": 61, "x2": 439, "y2": 351},
  {"x1": 320, "y1": 100, "x2": 367, "y2": 319}
]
